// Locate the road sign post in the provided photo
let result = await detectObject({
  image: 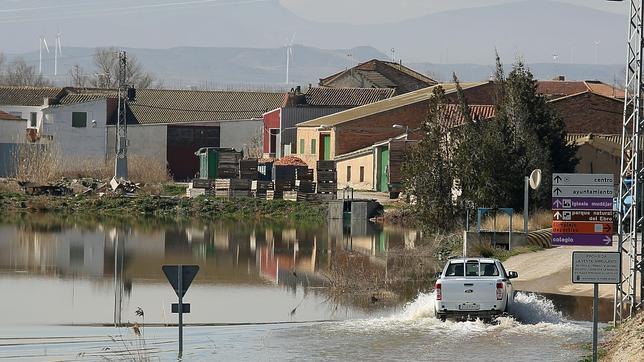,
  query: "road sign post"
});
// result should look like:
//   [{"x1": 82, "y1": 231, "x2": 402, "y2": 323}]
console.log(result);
[
  {"x1": 551, "y1": 174, "x2": 614, "y2": 246},
  {"x1": 572, "y1": 251, "x2": 620, "y2": 362},
  {"x1": 162, "y1": 264, "x2": 199, "y2": 359}
]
